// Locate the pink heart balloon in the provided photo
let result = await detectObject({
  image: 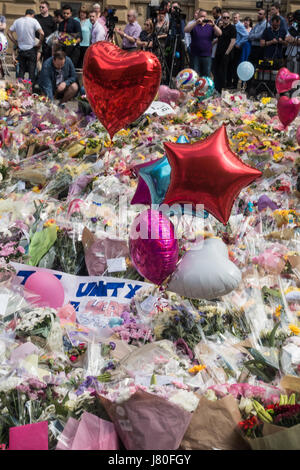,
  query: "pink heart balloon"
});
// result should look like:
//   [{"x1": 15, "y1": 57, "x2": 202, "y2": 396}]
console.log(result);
[
  {"x1": 275, "y1": 67, "x2": 300, "y2": 94},
  {"x1": 277, "y1": 96, "x2": 300, "y2": 128},
  {"x1": 297, "y1": 126, "x2": 300, "y2": 146},
  {"x1": 158, "y1": 85, "x2": 181, "y2": 104}
]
